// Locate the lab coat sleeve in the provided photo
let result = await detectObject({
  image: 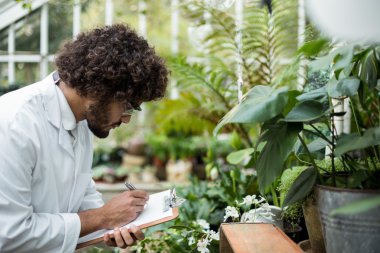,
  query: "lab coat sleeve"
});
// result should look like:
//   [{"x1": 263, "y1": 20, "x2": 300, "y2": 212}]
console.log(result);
[
  {"x1": 79, "y1": 178, "x2": 104, "y2": 211},
  {"x1": 78, "y1": 126, "x2": 104, "y2": 211},
  {"x1": 0, "y1": 116, "x2": 81, "y2": 253}
]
